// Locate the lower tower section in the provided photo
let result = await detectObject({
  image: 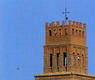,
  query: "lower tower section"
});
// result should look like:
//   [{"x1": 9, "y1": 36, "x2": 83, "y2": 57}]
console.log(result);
[
  {"x1": 35, "y1": 72, "x2": 95, "y2": 80},
  {"x1": 43, "y1": 44, "x2": 88, "y2": 74}
]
